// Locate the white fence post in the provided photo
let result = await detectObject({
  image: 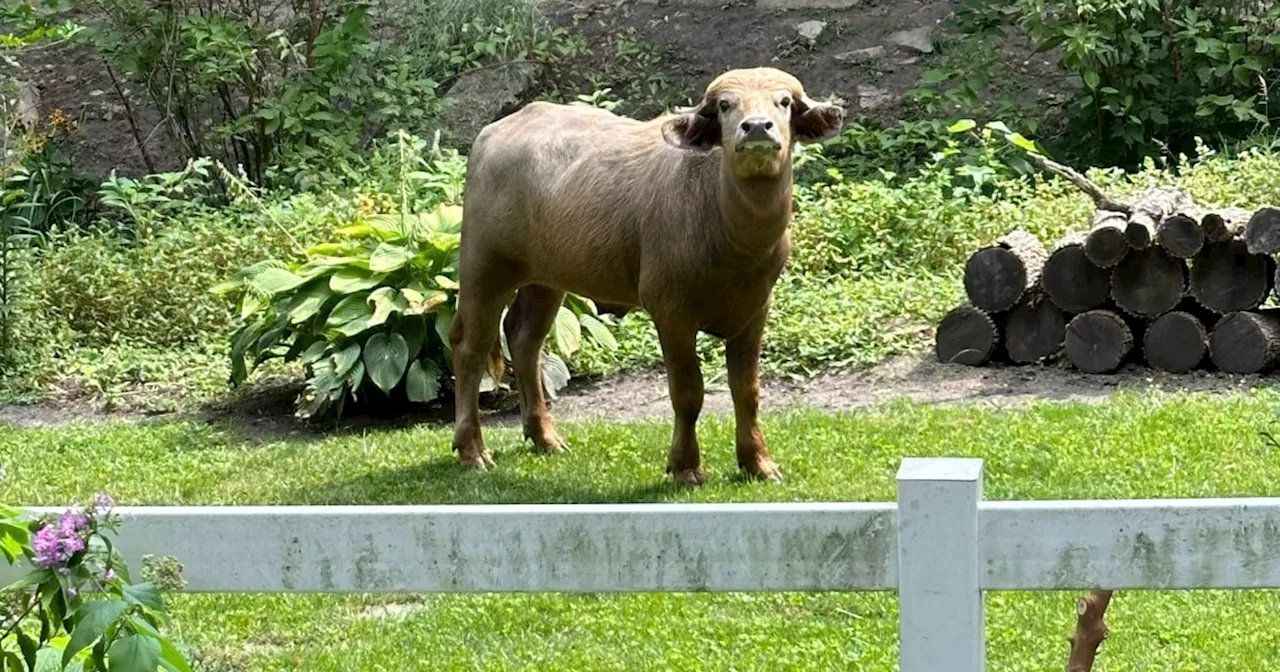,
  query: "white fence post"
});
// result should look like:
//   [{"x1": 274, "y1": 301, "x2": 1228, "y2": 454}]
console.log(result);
[{"x1": 896, "y1": 457, "x2": 985, "y2": 672}]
